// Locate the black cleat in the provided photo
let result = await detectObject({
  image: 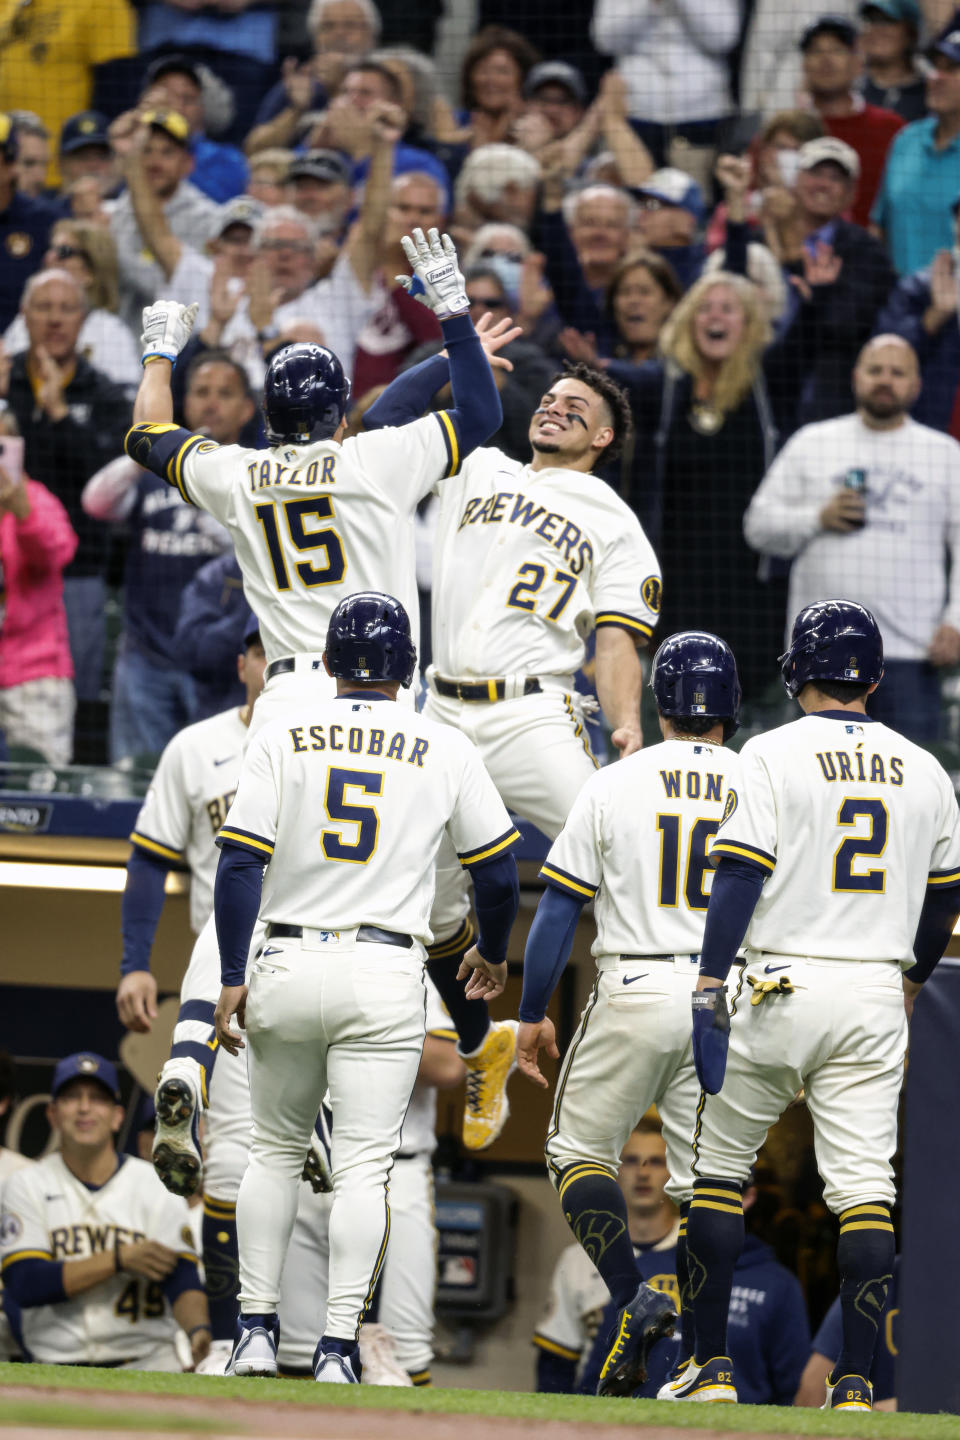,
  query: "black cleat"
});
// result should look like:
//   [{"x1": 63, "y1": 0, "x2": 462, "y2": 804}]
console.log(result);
[{"x1": 597, "y1": 1283, "x2": 677, "y2": 1396}]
